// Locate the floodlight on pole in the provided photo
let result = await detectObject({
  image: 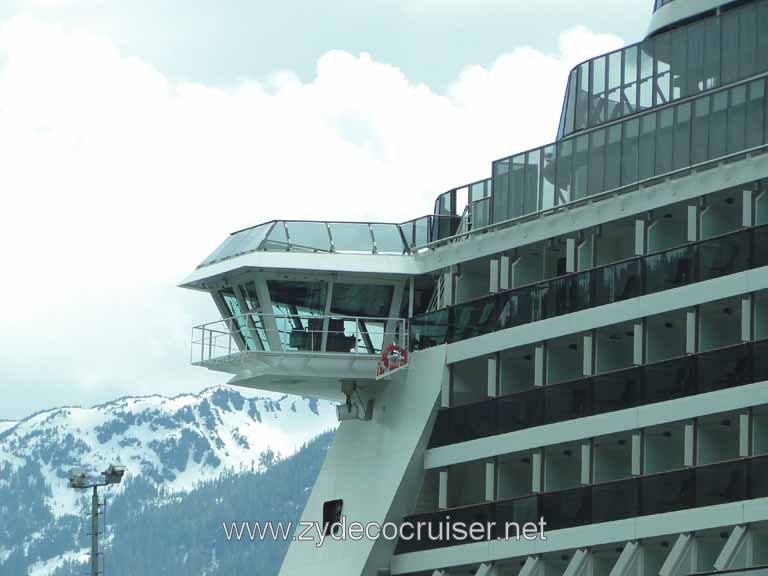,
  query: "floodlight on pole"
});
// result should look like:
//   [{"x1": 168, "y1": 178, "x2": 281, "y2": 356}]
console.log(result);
[{"x1": 67, "y1": 464, "x2": 125, "y2": 576}]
